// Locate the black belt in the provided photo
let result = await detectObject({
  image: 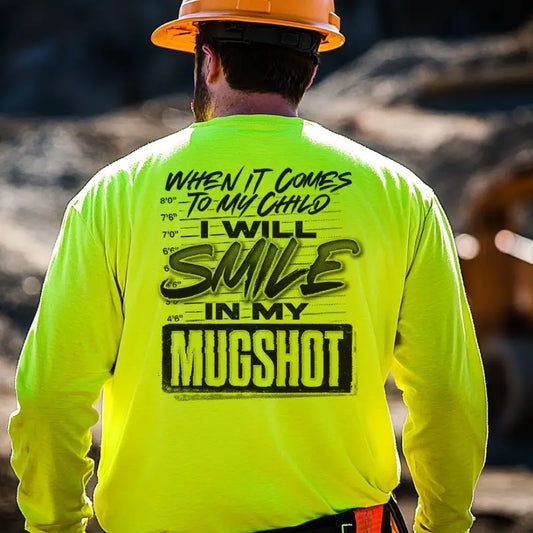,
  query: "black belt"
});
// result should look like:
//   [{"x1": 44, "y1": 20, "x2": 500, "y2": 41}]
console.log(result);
[
  {"x1": 258, "y1": 498, "x2": 409, "y2": 533},
  {"x1": 258, "y1": 509, "x2": 360, "y2": 533}
]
